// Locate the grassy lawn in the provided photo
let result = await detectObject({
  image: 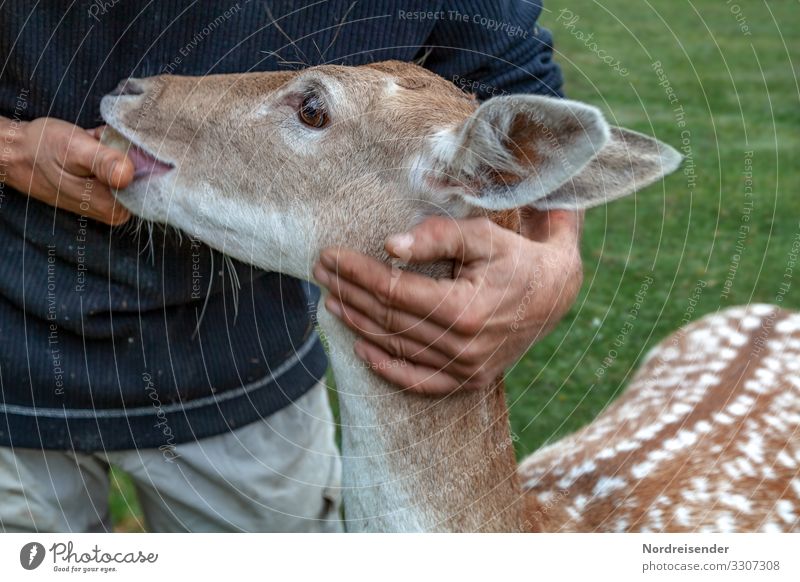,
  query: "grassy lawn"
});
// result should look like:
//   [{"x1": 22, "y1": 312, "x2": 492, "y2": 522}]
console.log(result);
[{"x1": 109, "y1": 0, "x2": 798, "y2": 530}]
